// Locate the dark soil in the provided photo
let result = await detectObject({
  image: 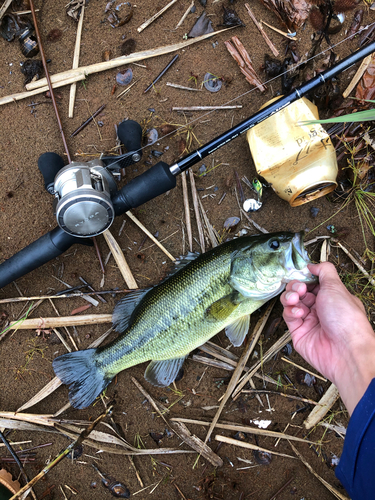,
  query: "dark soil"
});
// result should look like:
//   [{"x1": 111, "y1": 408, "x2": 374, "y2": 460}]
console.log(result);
[{"x1": 0, "y1": 1, "x2": 374, "y2": 499}]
